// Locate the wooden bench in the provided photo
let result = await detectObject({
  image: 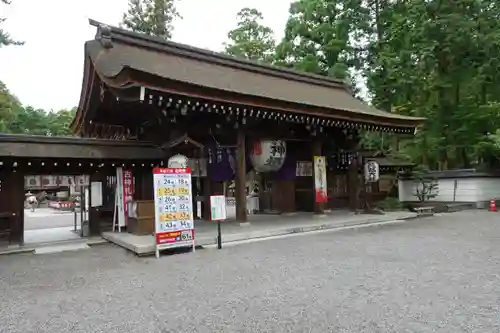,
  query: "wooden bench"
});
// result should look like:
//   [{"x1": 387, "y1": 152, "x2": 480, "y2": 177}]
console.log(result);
[{"x1": 415, "y1": 206, "x2": 435, "y2": 216}]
